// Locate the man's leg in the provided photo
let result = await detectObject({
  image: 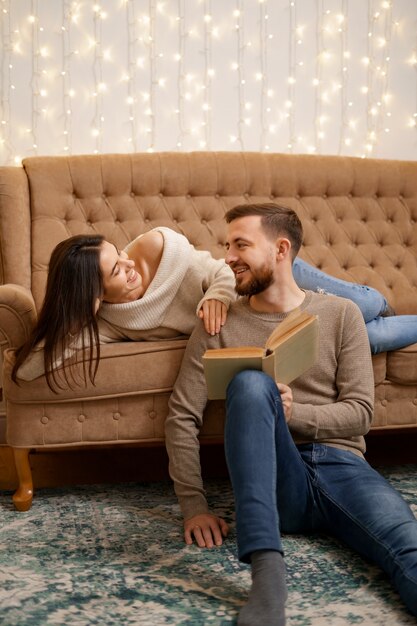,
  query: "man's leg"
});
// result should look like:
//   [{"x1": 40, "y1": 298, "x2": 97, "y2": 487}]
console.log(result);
[
  {"x1": 224, "y1": 370, "x2": 313, "y2": 626},
  {"x1": 305, "y1": 445, "x2": 417, "y2": 616}
]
